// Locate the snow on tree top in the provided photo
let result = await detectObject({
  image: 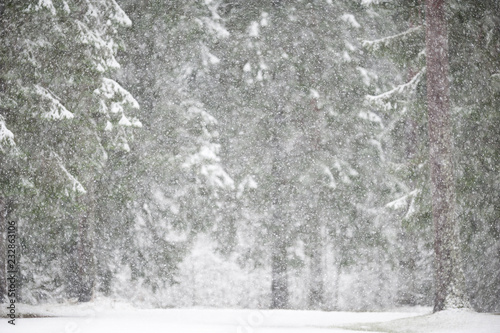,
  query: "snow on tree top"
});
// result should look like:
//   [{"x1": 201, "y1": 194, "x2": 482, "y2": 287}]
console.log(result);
[{"x1": 27, "y1": 0, "x2": 57, "y2": 15}]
